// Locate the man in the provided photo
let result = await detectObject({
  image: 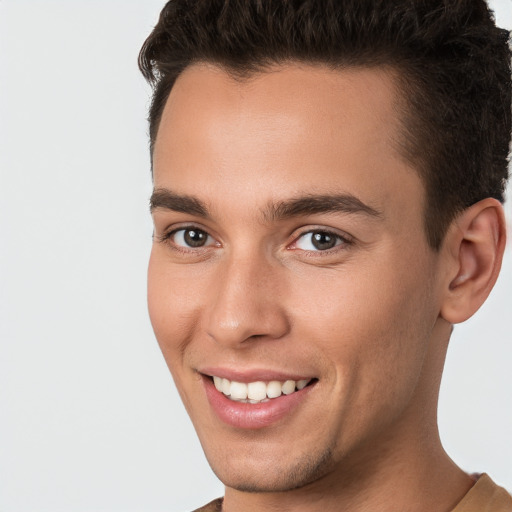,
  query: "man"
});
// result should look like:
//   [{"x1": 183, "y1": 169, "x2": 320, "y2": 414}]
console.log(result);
[{"x1": 139, "y1": 1, "x2": 512, "y2": 511}]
